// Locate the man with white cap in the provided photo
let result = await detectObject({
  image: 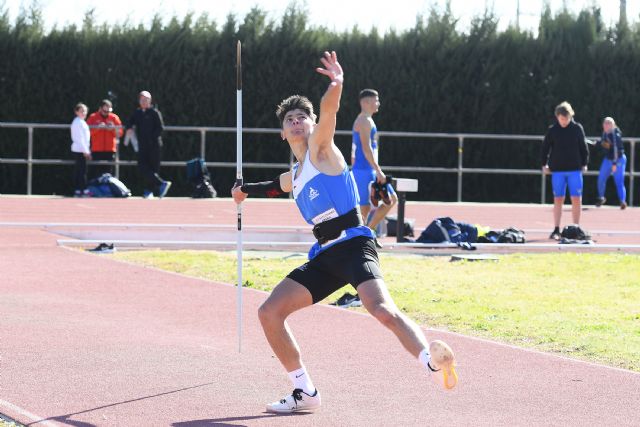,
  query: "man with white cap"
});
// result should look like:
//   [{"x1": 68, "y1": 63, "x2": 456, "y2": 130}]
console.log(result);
[{"x1": 125, "y1": 90, "x2": 171, "y2": 198}]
